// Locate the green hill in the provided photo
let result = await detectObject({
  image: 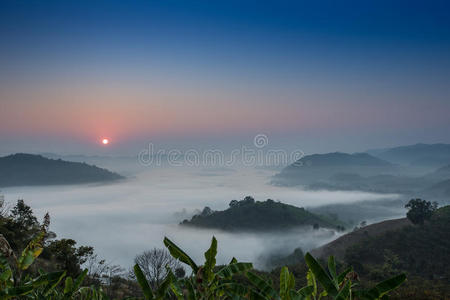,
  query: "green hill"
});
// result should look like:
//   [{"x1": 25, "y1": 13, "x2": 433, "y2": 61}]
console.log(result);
[
  {"x1": 180, "y1": 196, "x2": 345, "y2": 231},
  {"x1": 311, "y1": 205, "x2": 450, "y2": 299},
  {"x1": 0, "y1": 153, "x2": 124, "y2": 187}
]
